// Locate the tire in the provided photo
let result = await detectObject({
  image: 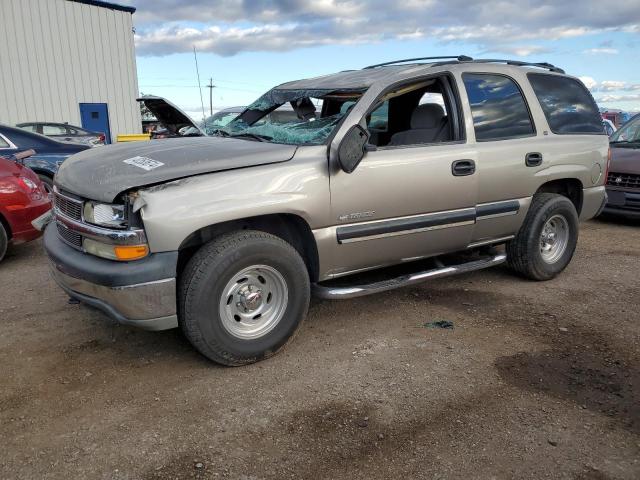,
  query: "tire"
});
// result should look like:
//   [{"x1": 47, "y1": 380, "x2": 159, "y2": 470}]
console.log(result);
[
  {"x1": 506, "y1": 193, "x2": 579, "y2": 281},
  {"x1": 179, "y1": 230, "x2": 310, "y2": 366},
  {"x1": 0, "y1": 222, "x2": 7, "y2": 263},
  {"x1": 37, "y1": 174, "x2": 53, "y2": 194}
]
